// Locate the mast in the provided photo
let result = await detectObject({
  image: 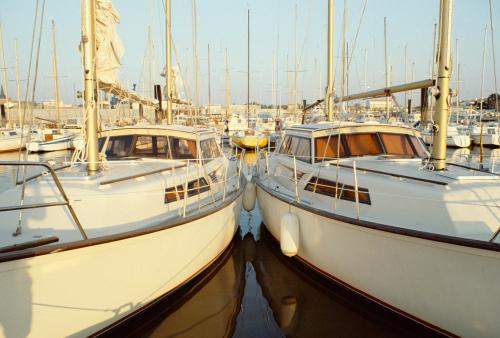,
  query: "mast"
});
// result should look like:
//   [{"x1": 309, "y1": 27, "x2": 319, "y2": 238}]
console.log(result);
[
  {"x1": 82, "y1": 0, "x2": 99, "y2": 173},
  {"x1": 293, "y1": 3, "x2": 298, "y2": 114},
  {"x1": 431, "y1": 0, "x2": 453, "y2": 171},
  {"x1": 455, "y1": 38, "x2": 459, "y2": 123},
  {"x1": 192, "y1": 0, "x2": 199, "y2": 119},
  {"x1": 51, "y1": 19, "x2": 61, "y2": 129},
  {"x1": 384, "y1": 17, "x2": 389, "y2": 120},
  {"x1": 0, "y1": 25, "x2": 10, "y2": 124},
  {"x1": 247, "y1": 9, "x2": 250, "y2": 128},
  {"x1": 326, "y1": 0, "x2": 334, "y2": 121},
  {"x1": 165, "y1": 0, "x2": 173, "y2": 124},
  {"x1": 14, "y1": 38, "x2": 22, "y2": 127},
  {"x1": 207, "y1": 43, "x2": 211, "y2": 117},
  {"x1": 224, "y1": 48, "x2": 230, "y2": 119}
]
